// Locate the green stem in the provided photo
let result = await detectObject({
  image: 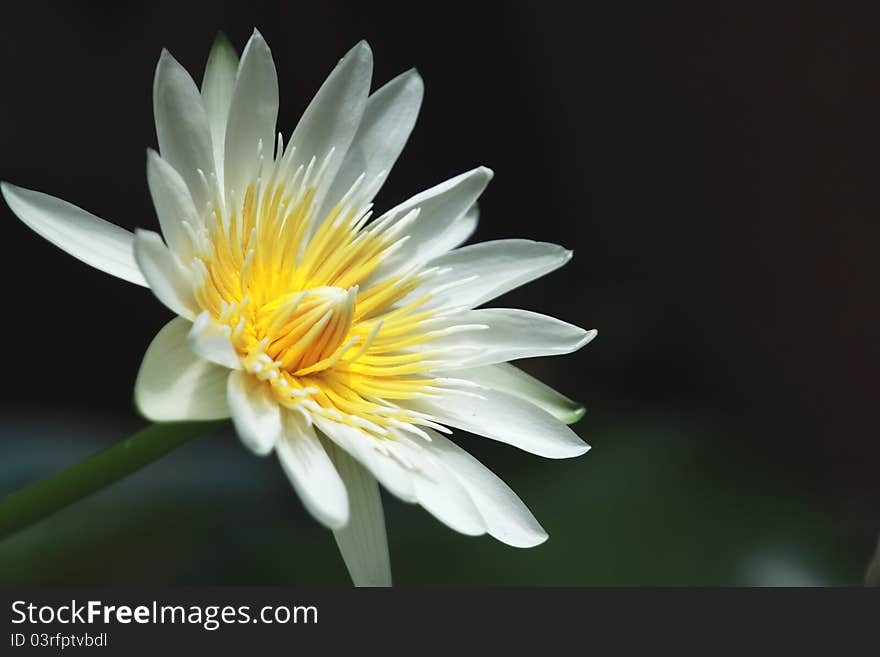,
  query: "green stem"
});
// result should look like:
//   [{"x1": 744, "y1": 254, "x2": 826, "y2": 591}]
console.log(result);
[{"x1": 0, "y1": 420, "x2": 224, "y2": 541}]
